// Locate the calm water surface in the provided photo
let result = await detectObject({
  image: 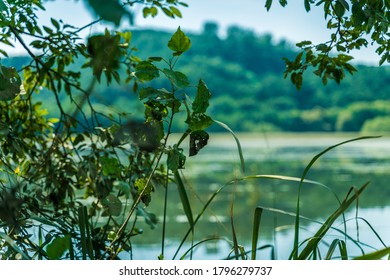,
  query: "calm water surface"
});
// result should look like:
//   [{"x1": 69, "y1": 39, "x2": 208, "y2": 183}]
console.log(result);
[{"x1": 130, "y1": 133, "x2": 390, "y2": 259}]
